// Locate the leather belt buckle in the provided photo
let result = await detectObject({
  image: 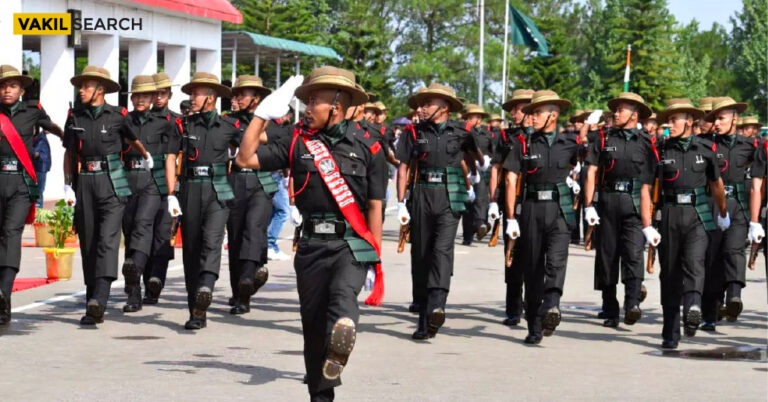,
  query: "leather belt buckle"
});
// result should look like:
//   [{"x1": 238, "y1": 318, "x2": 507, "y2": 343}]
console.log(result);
[
  {"x1": 129, "y1": 160, "x2": 147, "y2": 169},
  {"x1": 676, "y1": 194, "x2": 693, "y2": 204},
  {"x1": 239, "y1": 168, "x2": 254, "y2": 173},
  {"x1": 0, "y1": 161, "x2": 19, "y2": 172},
  {"x1": 613, "y1": 181, "x2": 631, "y2": 192},
  {"x1": 313, "y1": 222, "x2": 336, "y2": 235},
  {"x1": 192, "y1": 166, "x2": 210, "y2": 176},
  {"x1": 723, "y1": 185, "x2": 735, "y2": 197},
  {"x1": 86, "y1": 161, "x2": 104, "y2": 172},
  {"x1": 537, "y1": 190, "x2": 554, "y2": 201},
  {"x1": 426, "y1": 172, "x2": 443, "y2": 183}
]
